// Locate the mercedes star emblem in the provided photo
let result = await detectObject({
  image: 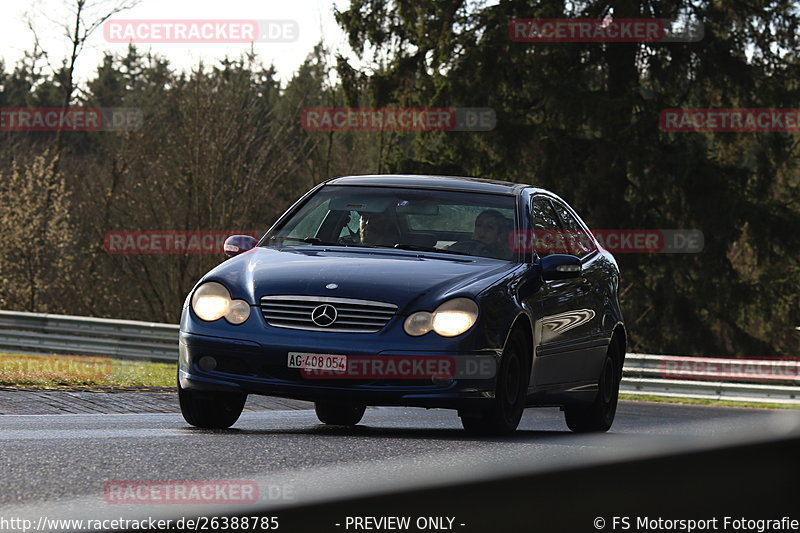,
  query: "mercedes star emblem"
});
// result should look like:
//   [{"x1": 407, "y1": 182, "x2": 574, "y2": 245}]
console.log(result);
[{"x1": 311, "y1": 304, "x2": 338, "y2": 327}]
